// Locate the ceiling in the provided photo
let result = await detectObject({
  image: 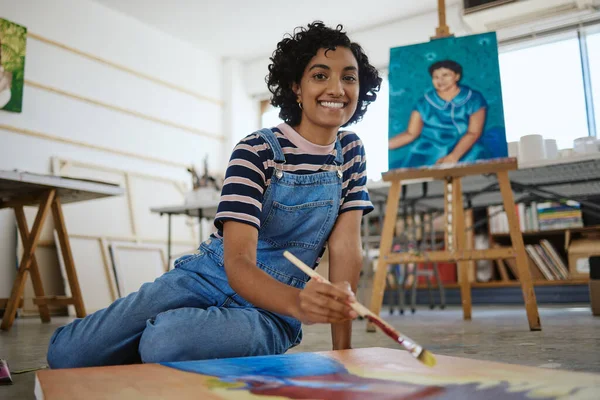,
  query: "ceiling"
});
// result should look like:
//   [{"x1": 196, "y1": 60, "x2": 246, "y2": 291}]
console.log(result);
[{"x1": 93, "y1": 0, "x2": 460, "y2": 60}]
